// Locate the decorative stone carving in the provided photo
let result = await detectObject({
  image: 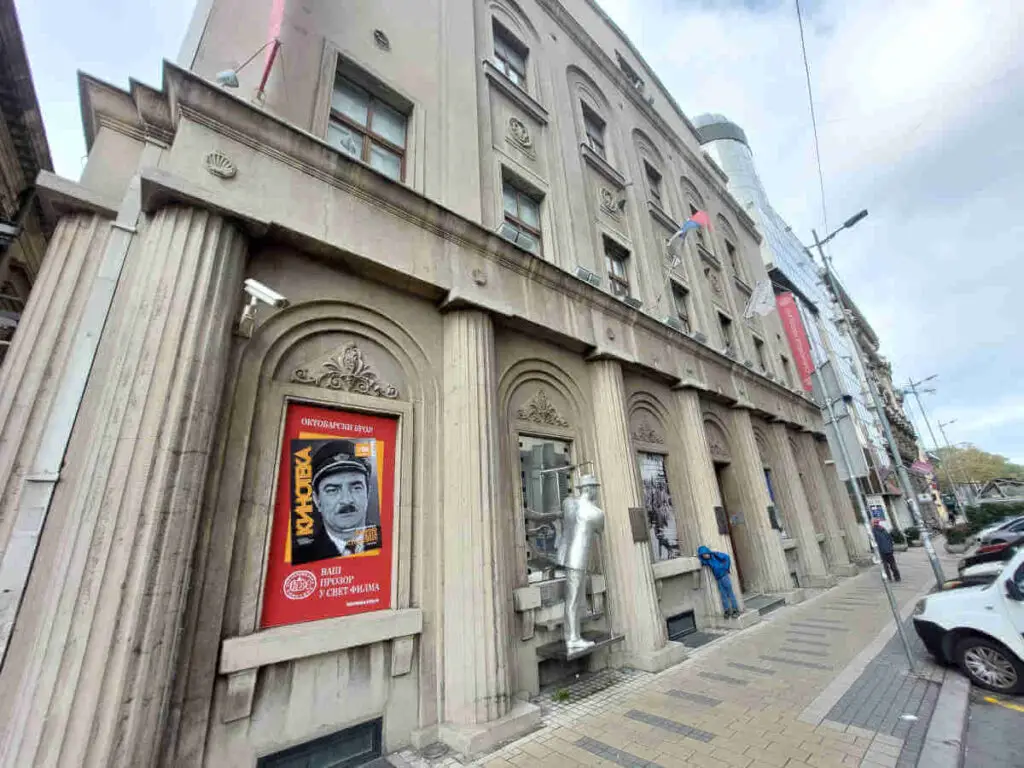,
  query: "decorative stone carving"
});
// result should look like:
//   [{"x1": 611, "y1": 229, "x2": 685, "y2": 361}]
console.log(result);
[
  {"x1": 516, "y1": 388, "x2": 569, "y2": 427},
  {"x1": 708, "y1": 440, "x2": 728, "y2": 459},
  {"x1": 204, "y1": 150, "x2": 237, "y2": 179},
  {"x1": 631, "y1": 416, "x2": 664, "y2": 444},
  {"x1": 471, "y1": 268, "x2": 487, "y2": 286},
  {"x1": 374, "y1": 29, "x2": 391, "y2": 50},
  {"x1": 506, "y1": 116, "x2": 535, "y2": 158},
  {"x1": 292, "y1": 343, "x2": 399, "y2": 398},
  {"x1": 599, "y1": 187, "x2": 622, "y2": 219},
  {"x1": 704, "y1": 266, "x2": 722, "y2": 296}
]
